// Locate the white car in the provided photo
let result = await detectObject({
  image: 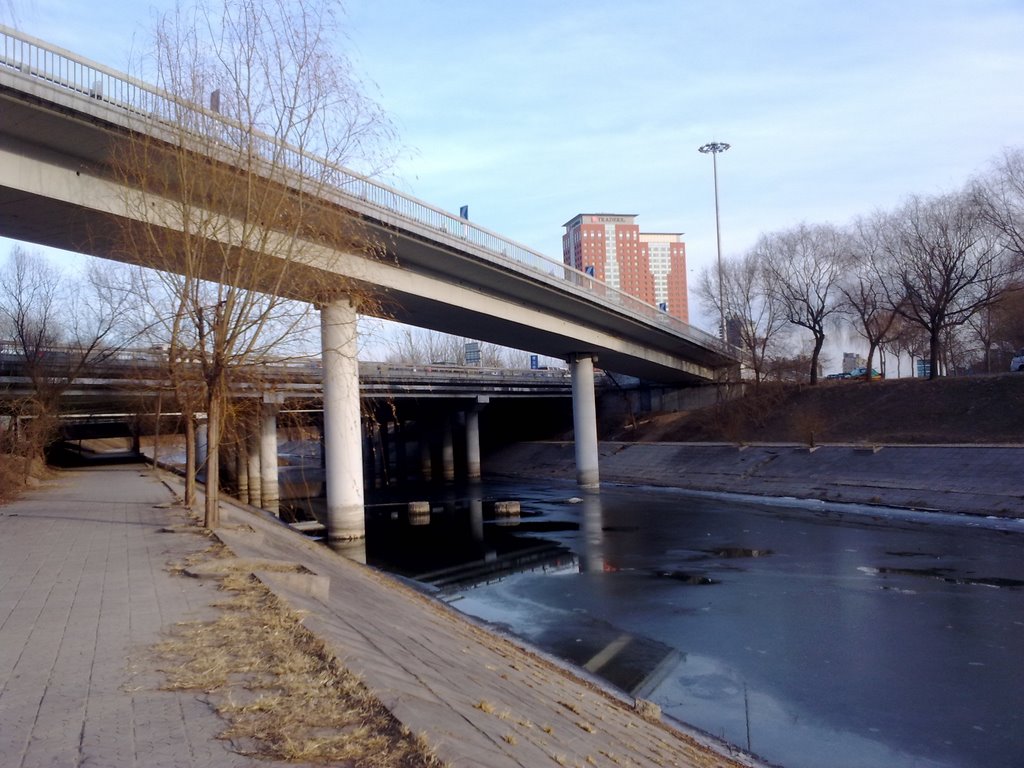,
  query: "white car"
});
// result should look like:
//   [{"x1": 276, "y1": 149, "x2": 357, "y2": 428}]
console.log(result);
[{"x1": 1012, "y1": 349, "x2": 1024, "y2": 372}]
